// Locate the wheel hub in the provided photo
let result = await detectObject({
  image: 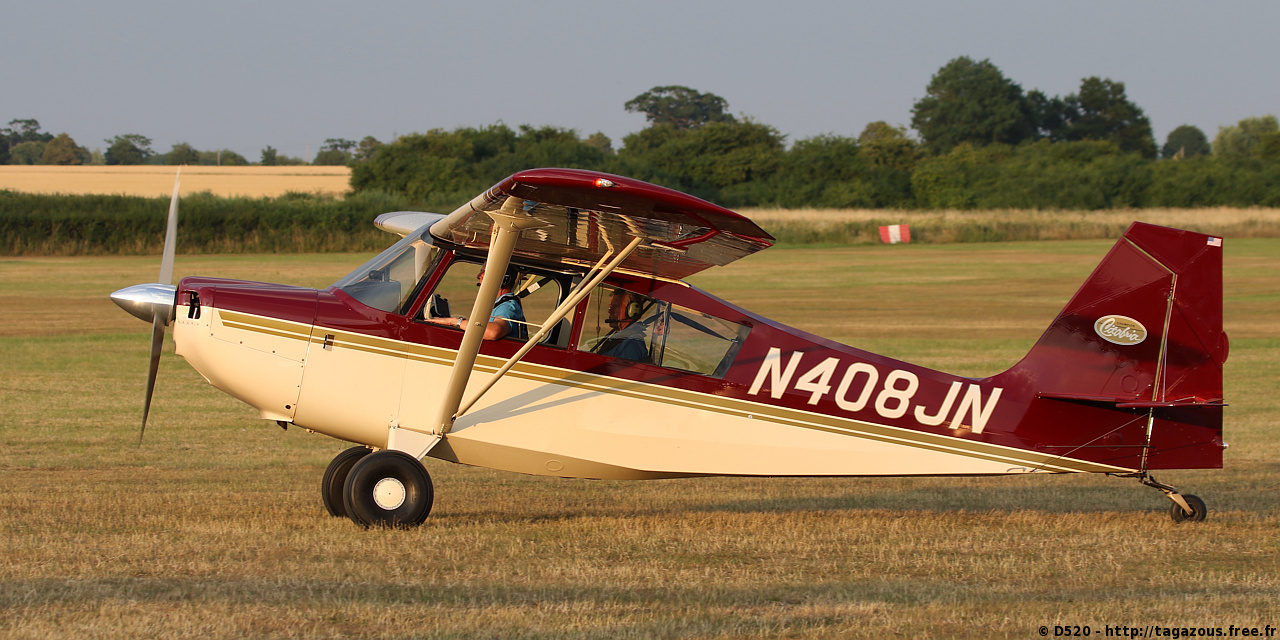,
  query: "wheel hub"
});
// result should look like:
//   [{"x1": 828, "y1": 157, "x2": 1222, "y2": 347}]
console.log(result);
[{"x1": 372, "y1": 477, "x2": 407, "y2": 510}]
